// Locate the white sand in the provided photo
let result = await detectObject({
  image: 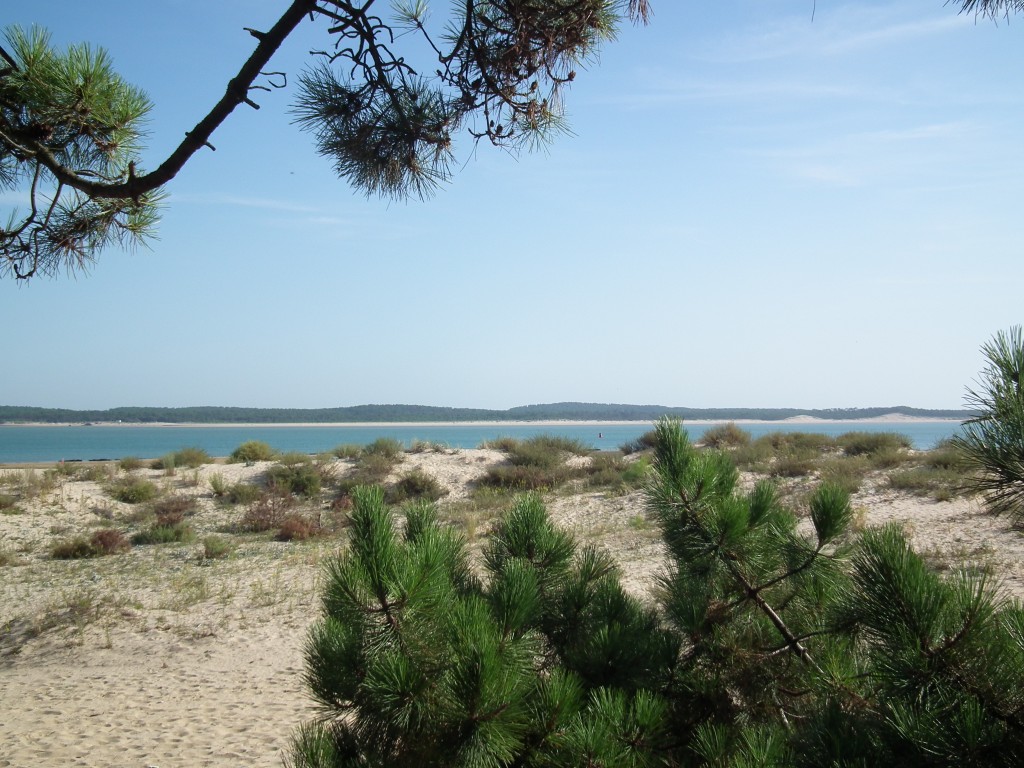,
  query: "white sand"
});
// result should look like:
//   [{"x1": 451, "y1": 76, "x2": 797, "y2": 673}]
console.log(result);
[{"x1": 1, "y1": 448, "x2": 1019, "y2": 767}]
